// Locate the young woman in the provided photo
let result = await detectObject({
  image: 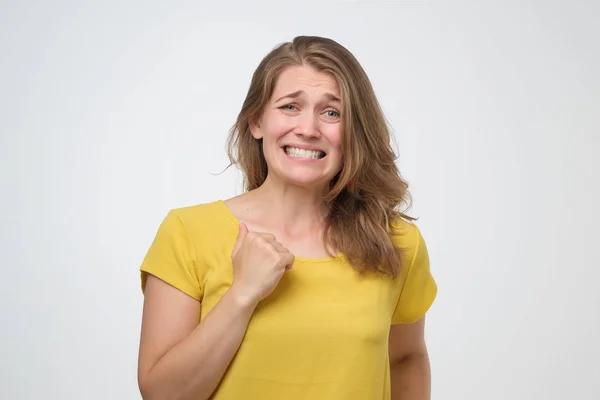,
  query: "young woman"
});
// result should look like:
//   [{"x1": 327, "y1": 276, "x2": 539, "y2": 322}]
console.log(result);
[{"x1": 137, "y1": 35, "x2": 437, "y2": 400}]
